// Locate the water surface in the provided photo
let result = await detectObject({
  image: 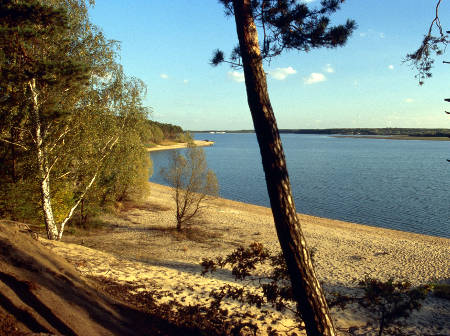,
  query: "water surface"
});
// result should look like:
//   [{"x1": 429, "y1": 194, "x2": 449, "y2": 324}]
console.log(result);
[{"x1": 150, "y1": 133, "x2": 450, "y2": 238}]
